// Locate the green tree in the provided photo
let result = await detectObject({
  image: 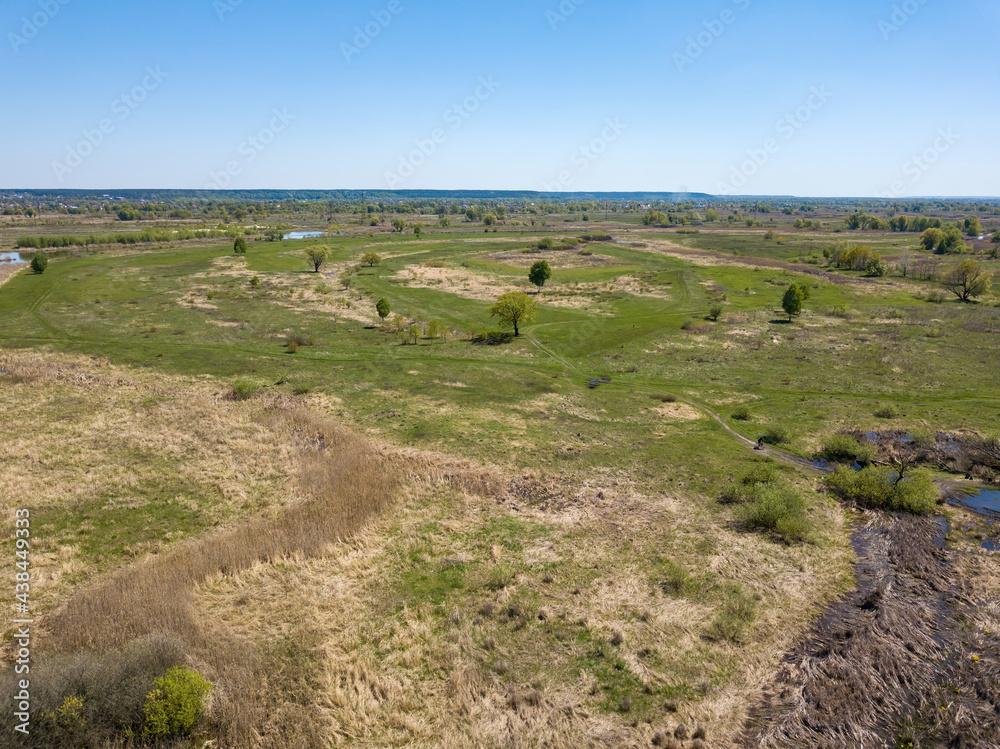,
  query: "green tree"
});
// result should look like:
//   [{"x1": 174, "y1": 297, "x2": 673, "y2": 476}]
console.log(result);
[
  {"x1": 29, "y1": 253, "x2": 48, "y2": 274},
  {"x1": 233, "y1": 237, "x2": 247, "y2": 255},
  {"x1": 965, "y1": 216, "x2": 984, "y2": 237},
  {"x1": 408, "y1": 323, "x2": 421, "y2": 345},
  {"x1": 483, "y1": 213, "x2": 497, "y2": 226},
  {"x1": 938, "y1": 225, "x2": 967, "y2": 254},
  {"x1": 438, "y1": 215, "x2": 451, "y2": 228},
  {"x1": 705, "y1": 209, "x2": 720, "y2": 223},
  {"x1": 361, "y1": 252, "x2": 382, "y2": 267},
  {"x1": 376, "y1": 297, "x2": 390, "y2": 323},
  {"x1": 920, "y1": 227, "x2": 944, "y2": 251},
  {"x1": 528, "y1": 260, "x2": 552, "y2": 291},
  {"x1": 642, "y1": 210, "x2": 668, "y2": 226},
  {"x1": 488, "y1": 291, "x2": 537, "y2": 337},
  {"x1": 990, "y1": 230, "x2": 1000, "y2": 259},
  {"x1": 392, "y1": 218, "x2": 406, "y2": 233},
  {"x1": 781, "y1": 284, "x2": 805, "y2": 321},
  {"x1": 305, "y1": 246, "x2": 329, "y2": 273},
  {"x1": 945, "y1": 259, "x2": 992, "y2": 301}
]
